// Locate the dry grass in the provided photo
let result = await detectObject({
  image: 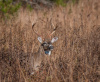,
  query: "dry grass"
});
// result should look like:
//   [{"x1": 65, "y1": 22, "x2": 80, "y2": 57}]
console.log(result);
[{"x1": 0, "y1": 0, "x2": 100, "y2": 82}]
